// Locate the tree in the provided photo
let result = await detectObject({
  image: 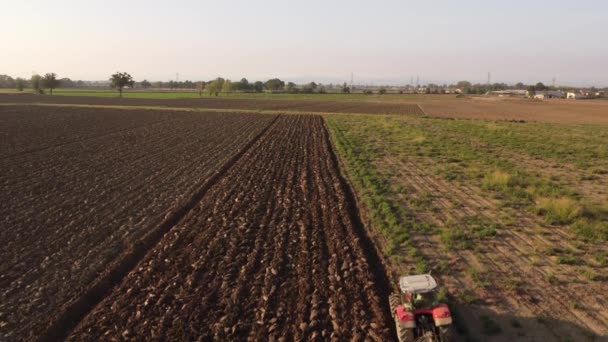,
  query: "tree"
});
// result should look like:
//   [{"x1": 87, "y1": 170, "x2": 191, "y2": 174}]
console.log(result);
[
  {"x1": 341, "y1": 82, "x2": 350, "y2": 93},
  {"x1": 206, "y1": 79, "x2": 222, "y2": 96},
  {"x1": 42, "y1": 73, "x2": 60, "y2": 95},
  {"x1": 535, "y1": 82, "x2": 546, "y2": 91},
  {"x1": 456, "y1": 80, "x2": 472, "y2": 93},
  {"x1": 286, "y1": 82, "x2": 297, "y2": 93},
  {"x1": 514, "y1": 82, "x2": 525, "y2": 90},
  {"x1": 140, "y1": 79, "x2": 151, "y2": 88},
  {"x1": 253, "y1": 81, "x2": 264, "y2": 93},
  {"x1": 527, "y1": 85, "x2": 536, "y2": 97},
  {"x1": 264, "y1": 78, "x2": 285, "y2": 92},
  {"x1": 222, "y1": 79, "x2": 233, "y2": 94},
  {"x1": 109, "y1": 72, "x2": 134, "y2": 97},
  {"x1": 0, "y1": 75, "x2": 16, "y2": 88},
  {"x1": 309, "y1": 82, "x2": 317, "y2": 90},
  {"x1": 379, "y1": 87, "x2": 387, "y2": 95},
  {"x1": 31, "y1": 74, "x2": 42, "y2": 94},
  {"x1": 197, "y1": 81, "x2": 205, "y2": 97},
  {"x1": 234, "y1": 78, "x2": 250, "y2": 92},
  {"x1": 16, "y1": 78, "x2": 26, "y2": 91}
]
